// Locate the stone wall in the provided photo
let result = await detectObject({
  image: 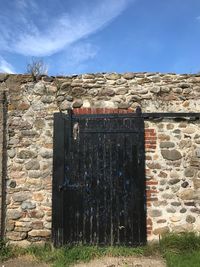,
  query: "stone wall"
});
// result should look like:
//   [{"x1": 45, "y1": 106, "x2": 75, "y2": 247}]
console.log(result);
[
  {"x1": 0, "y1": 72, "x2": 200, "y2": 245},
  {"x1": 145, "y1": 120, "x2": 200, "y2": 237}
]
